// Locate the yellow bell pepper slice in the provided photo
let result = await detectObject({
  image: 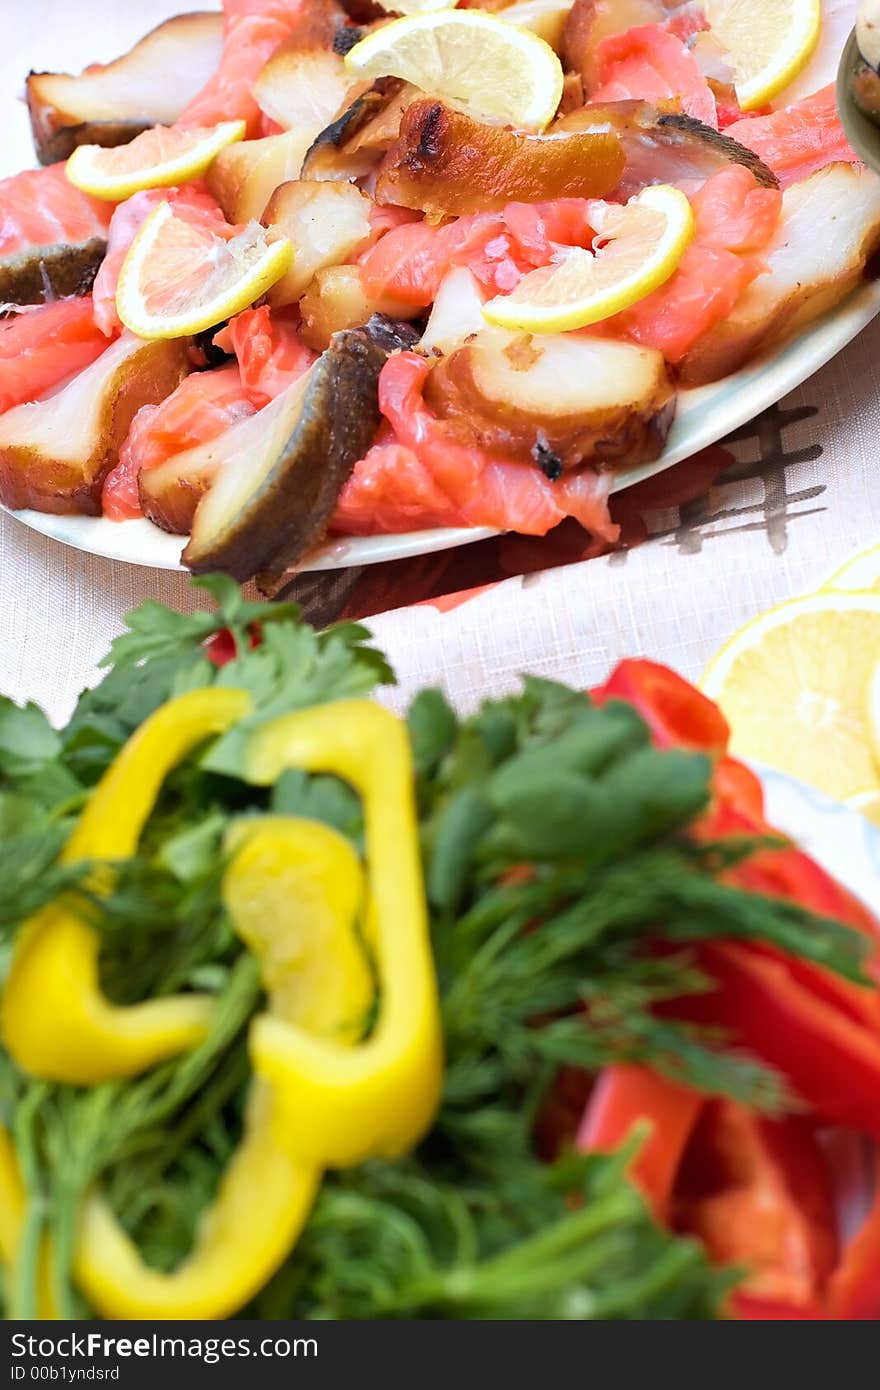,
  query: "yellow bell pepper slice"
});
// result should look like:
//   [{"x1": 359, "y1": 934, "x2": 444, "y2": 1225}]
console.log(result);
[
  {"x1": 244, "y1": 699, "x2": 444, "y2": 1168},
  {"x1": 73, "y1": 816, "x2": 372, "y2": 1320},
  {"x1": 4, "y1": 689, "x2": 442, "y2": 1316},
  {"x1": 2, "y1": 688, "x2": 251, "y2": 1083},
  {"x1": 223, "y1": 816, "x2": 373, "y2": 1044},
  {"x1": 74, "y1": 1085, "x2": 321, "y2": 1320}
]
